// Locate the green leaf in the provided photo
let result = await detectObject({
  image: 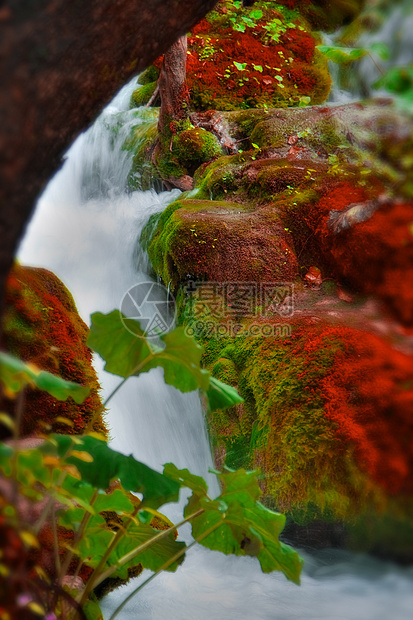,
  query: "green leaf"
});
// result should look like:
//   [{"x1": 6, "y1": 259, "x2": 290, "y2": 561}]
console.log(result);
[
  {"x1": 204, "y1": 376, "x2": 244, "y2": 412},
  {"x1": 184, "y1": 468, "x2": 303, "y2": 584},
  {"x1": 316, "y1": 45, "x2": 368, "y2": 64},
  {"x1": 111, "y1": 521, "x2": 186, "y2": 577},
  {"x1": 369, "y1": 42, "x2": 390, "y2": 61},
  {"x1": 43, "y1": 435, "x2": 180, "y2": 508},
  {"x1": 250, "y1": 9, "x2": 263, "y2": 20},
  {"x1": 253, "y1": 64, "x2": 263, "y2": 73},
  {"x1": 233, "y1": 61, "x2": 247, "y2": 71},
  {"x1": 163, "y1": 463, "x2": 209, "y2": 496},
  {"x1": 84, "y1": 599, "x2": 103, "y2": 620},
  {"x1": 0, "y1": 352, "x2": 89, "y2": 403},
  {"x1": 87, "y1": 311, "x2": 210, "y2": 392}
]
